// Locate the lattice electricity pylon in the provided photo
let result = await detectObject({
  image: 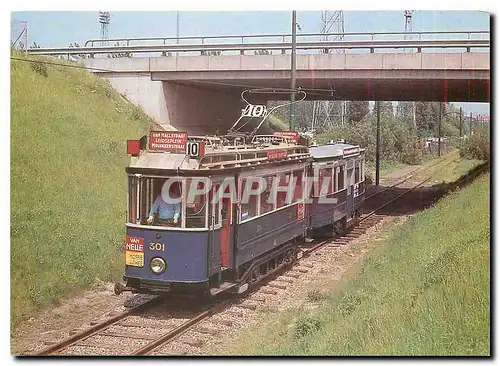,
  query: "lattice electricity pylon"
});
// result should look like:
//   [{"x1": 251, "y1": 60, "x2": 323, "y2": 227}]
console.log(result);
[
  {"x1": 404, "y1": 10, "x2": 413, "y2": 35},
  {"x1": 312, "y1": 11, "x2": 345, "y2": 129},
  {"x1": 404, "y1": 10, "x2": 414, "y2": 52},
  {"x1": 99, "y1": 11, "x2": 110, "y2": 46},
  {"x1": 320, "y1": 11, "x2": 345, "y2": 54}
]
